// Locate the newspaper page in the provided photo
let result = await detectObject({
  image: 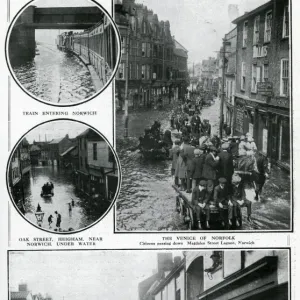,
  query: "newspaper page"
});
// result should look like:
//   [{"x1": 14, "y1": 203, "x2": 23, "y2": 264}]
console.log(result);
[{"x1": 0, "y1": 0, "x2": 297, "y2": 300}]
